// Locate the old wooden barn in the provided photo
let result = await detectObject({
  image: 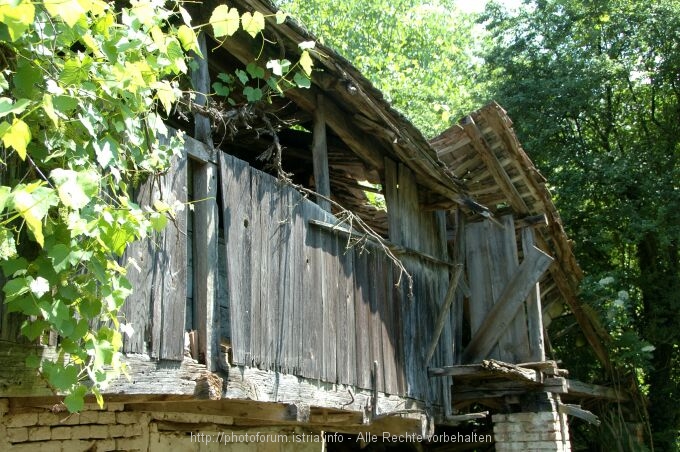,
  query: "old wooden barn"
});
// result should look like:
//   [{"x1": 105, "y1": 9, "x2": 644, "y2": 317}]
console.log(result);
[{"x1": 0, "y1": 0, "x2": 629, "y2": 451}]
